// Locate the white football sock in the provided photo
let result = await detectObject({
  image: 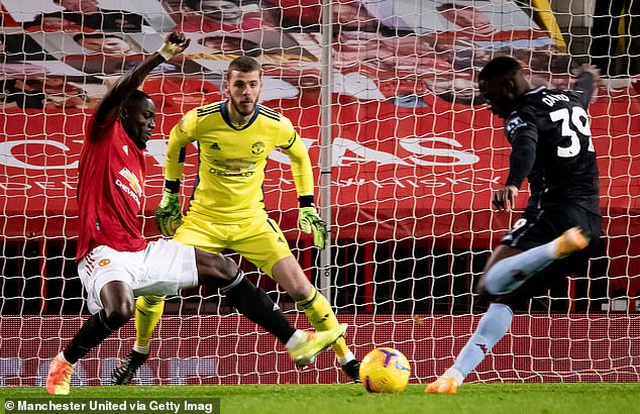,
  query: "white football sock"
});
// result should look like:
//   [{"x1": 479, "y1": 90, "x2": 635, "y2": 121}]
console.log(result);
[
  {"x1": 337, "y1": 351, "x2": 356, "y2": 366},
  {"x1": 285, "y1": 330, "x2": 306, "y2": 349}
]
